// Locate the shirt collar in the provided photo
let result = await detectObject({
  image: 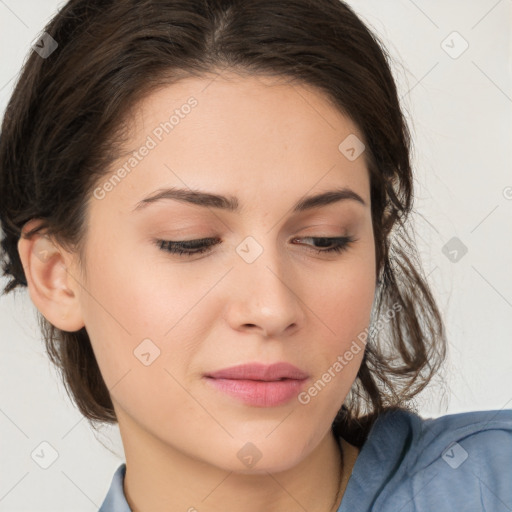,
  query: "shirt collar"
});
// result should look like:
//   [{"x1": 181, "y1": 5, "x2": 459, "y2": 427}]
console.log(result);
[{"x1": 98, "y1": 462, "x2": 131, "y2": 512}]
